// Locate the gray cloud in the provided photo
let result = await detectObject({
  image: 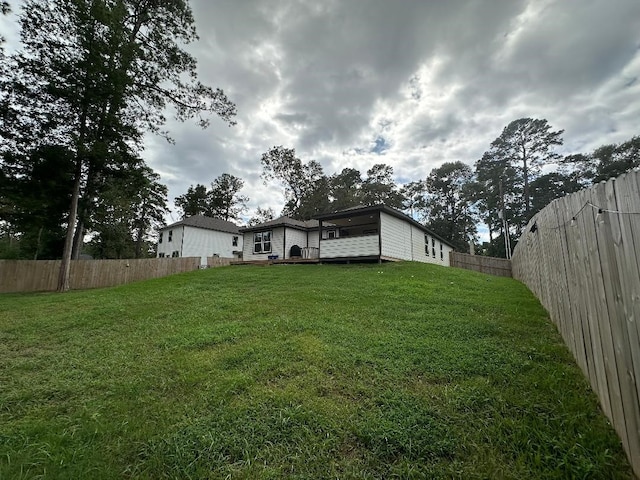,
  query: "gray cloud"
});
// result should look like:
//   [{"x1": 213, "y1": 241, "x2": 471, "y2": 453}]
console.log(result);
[
  {"x1": 143, "y1": 0, "x2": 640, "y2": 219},
  {"x1": 6, "y1": 0, "x2": 639, "y2": 222}
]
